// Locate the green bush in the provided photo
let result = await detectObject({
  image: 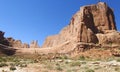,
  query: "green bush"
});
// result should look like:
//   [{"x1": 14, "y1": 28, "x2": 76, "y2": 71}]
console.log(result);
[
  {"x1": 70, "y1": 61, "x2": 81, "y2": 66},
  {"x1": 117, "y1": 59, "x2": 120, "y2": 62},
  {"x1": 79, "y1": 56, "x2": 85, "y2": 60},
  {"x1": 46, "y1": 64, "x2": 53, "y2": 70},
  {"x1": 0, "y1": 57, "x2": 6, "y2": 62},
  {"x1": 57, "y1": 55, "x2": 68, "y2": 59},
  {"x1": 56, "y1": 66, "x2": 63, "y2": 71},
  {"x1": 10, "y1": 66, "x2": 16, "y2": 71},
  {"x1": 86, "y1": 69, "x2": 95, "y2": 72},
  {"x1": 0, "y1": 63, "x2": 8, "y2": 67},
  {"x1": 115, "y1": 67, "x2": 120, "y2": 71},
  {"x1": 81, "y1": 61, "x2": 86, "y2": 64}
]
